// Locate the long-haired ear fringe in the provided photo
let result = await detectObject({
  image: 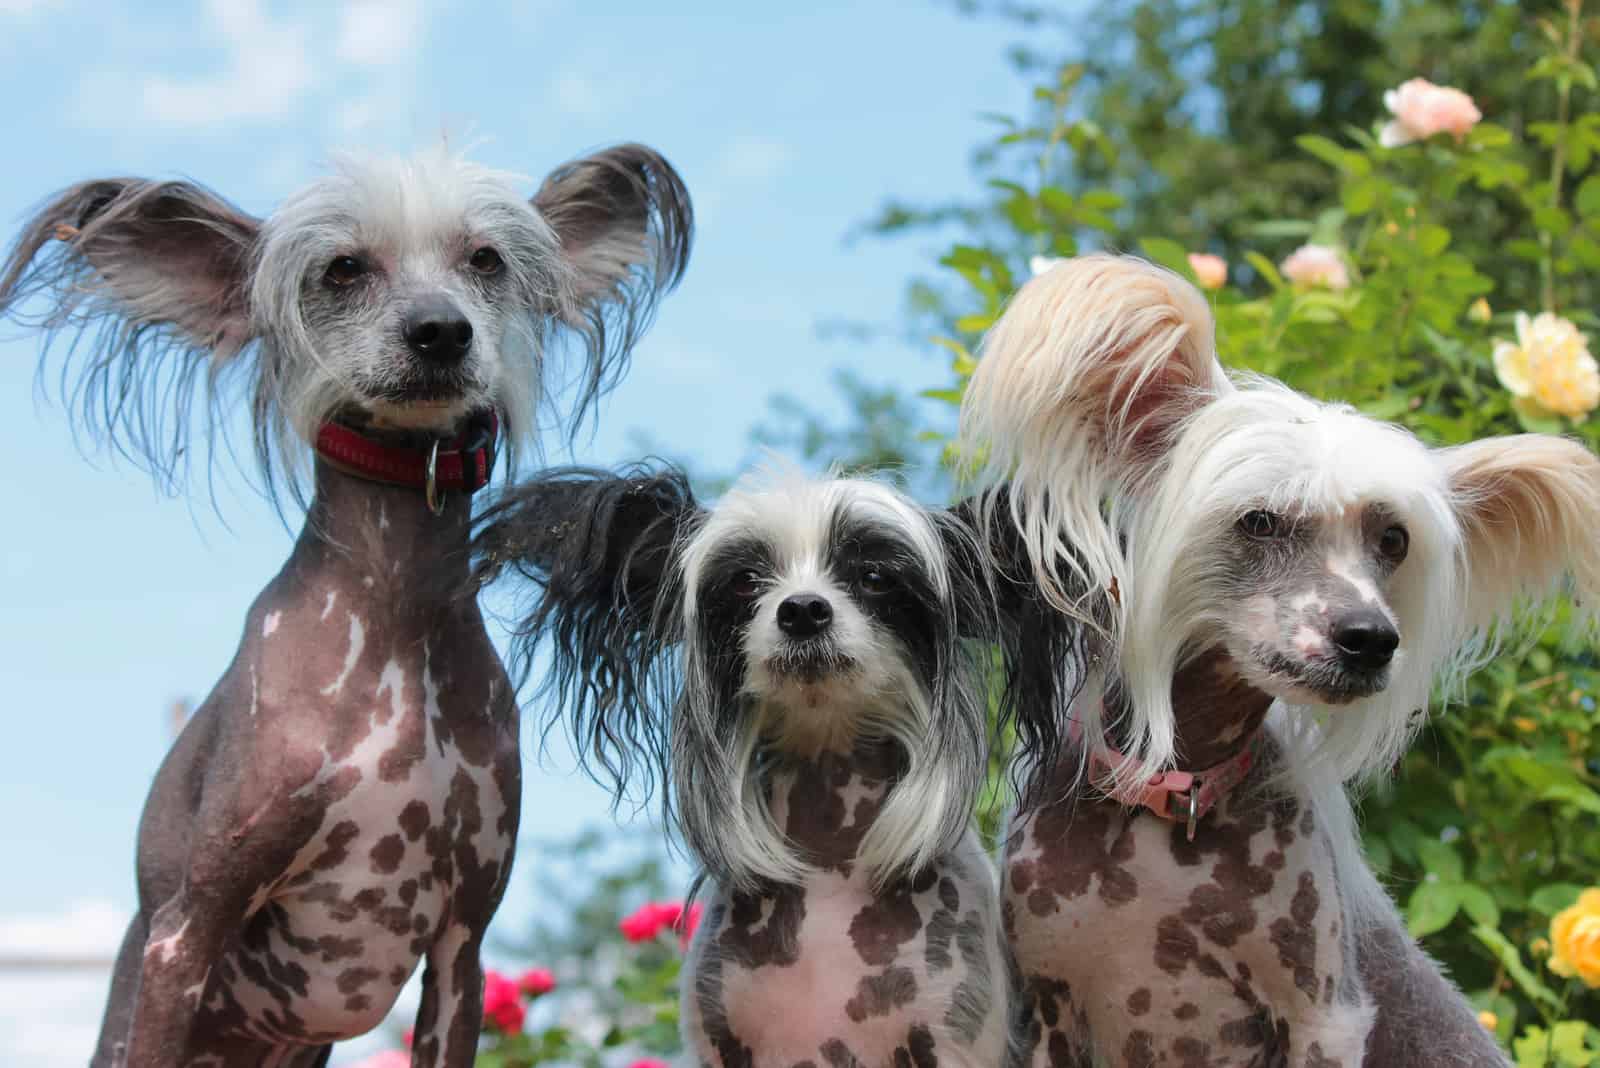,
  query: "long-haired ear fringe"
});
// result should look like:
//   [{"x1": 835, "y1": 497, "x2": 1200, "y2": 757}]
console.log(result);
[
  {"x1": 534, "y1": 145, "x2": 694, "y2": 433},
  {"x1": 959, "y1": 253, "x2": 1226, "y2": 631},
  {"x1": 0, "y1": 178, "x2": 260, "y2": 494},
  {"x1": 471, "y1": 462, "x2": 700, "y2": 802}
]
